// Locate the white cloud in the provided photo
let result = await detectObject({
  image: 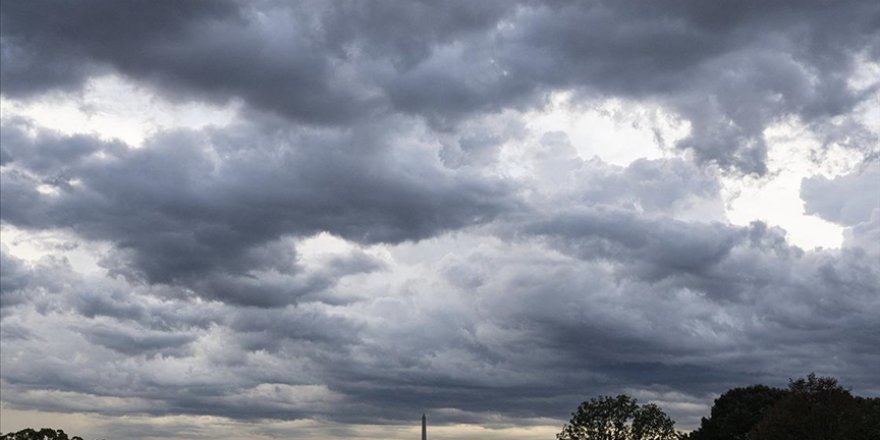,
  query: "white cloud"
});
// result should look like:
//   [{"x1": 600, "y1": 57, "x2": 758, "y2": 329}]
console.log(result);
[{"x1": 0, "y1": 75, "x2": 240, "y2": 147}]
